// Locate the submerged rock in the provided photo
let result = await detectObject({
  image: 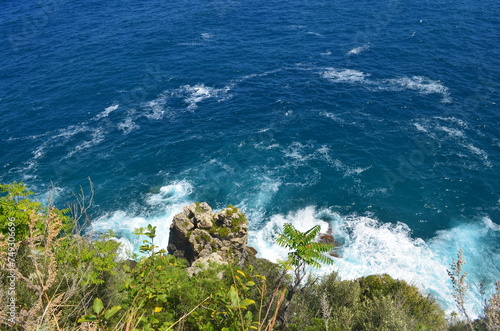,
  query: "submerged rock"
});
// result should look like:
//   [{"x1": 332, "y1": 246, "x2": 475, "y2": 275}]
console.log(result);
[{"x1": 167, "y1": 202, "x2": 249, "y2": 274}]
